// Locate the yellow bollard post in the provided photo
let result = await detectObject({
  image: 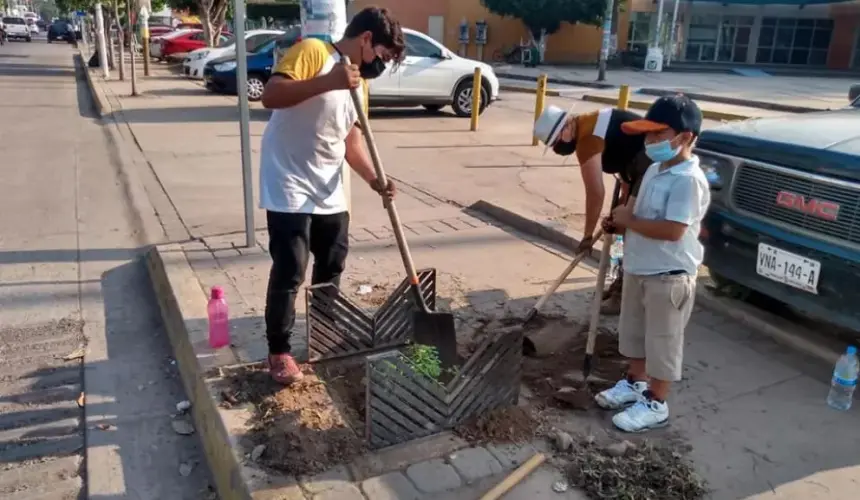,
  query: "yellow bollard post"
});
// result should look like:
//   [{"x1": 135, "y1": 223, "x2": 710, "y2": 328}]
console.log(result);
[
  {"x1": 617, "y1": 84, "x2": 630, "y2": 111},
  {"x1": 470, "y1": 67, "x2": 482, "y2": 131},
  {"x1": 532, "y1": 74, "x2": 548, "y2": 146}
]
